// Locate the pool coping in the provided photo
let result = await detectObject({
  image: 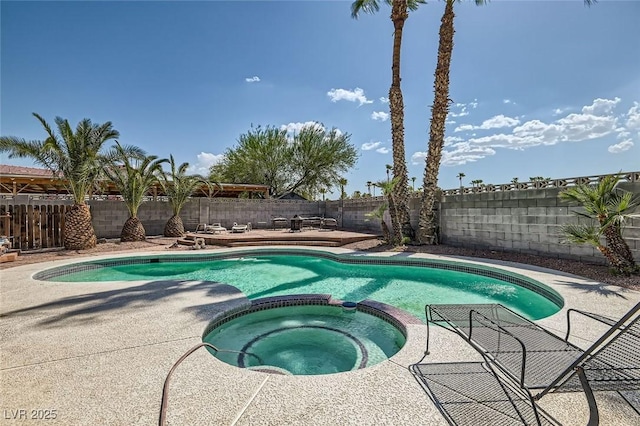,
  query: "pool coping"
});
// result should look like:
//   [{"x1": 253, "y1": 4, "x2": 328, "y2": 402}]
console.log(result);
[{"x1": 2, "y1": 245, "x2": 640, "y2": 425}]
